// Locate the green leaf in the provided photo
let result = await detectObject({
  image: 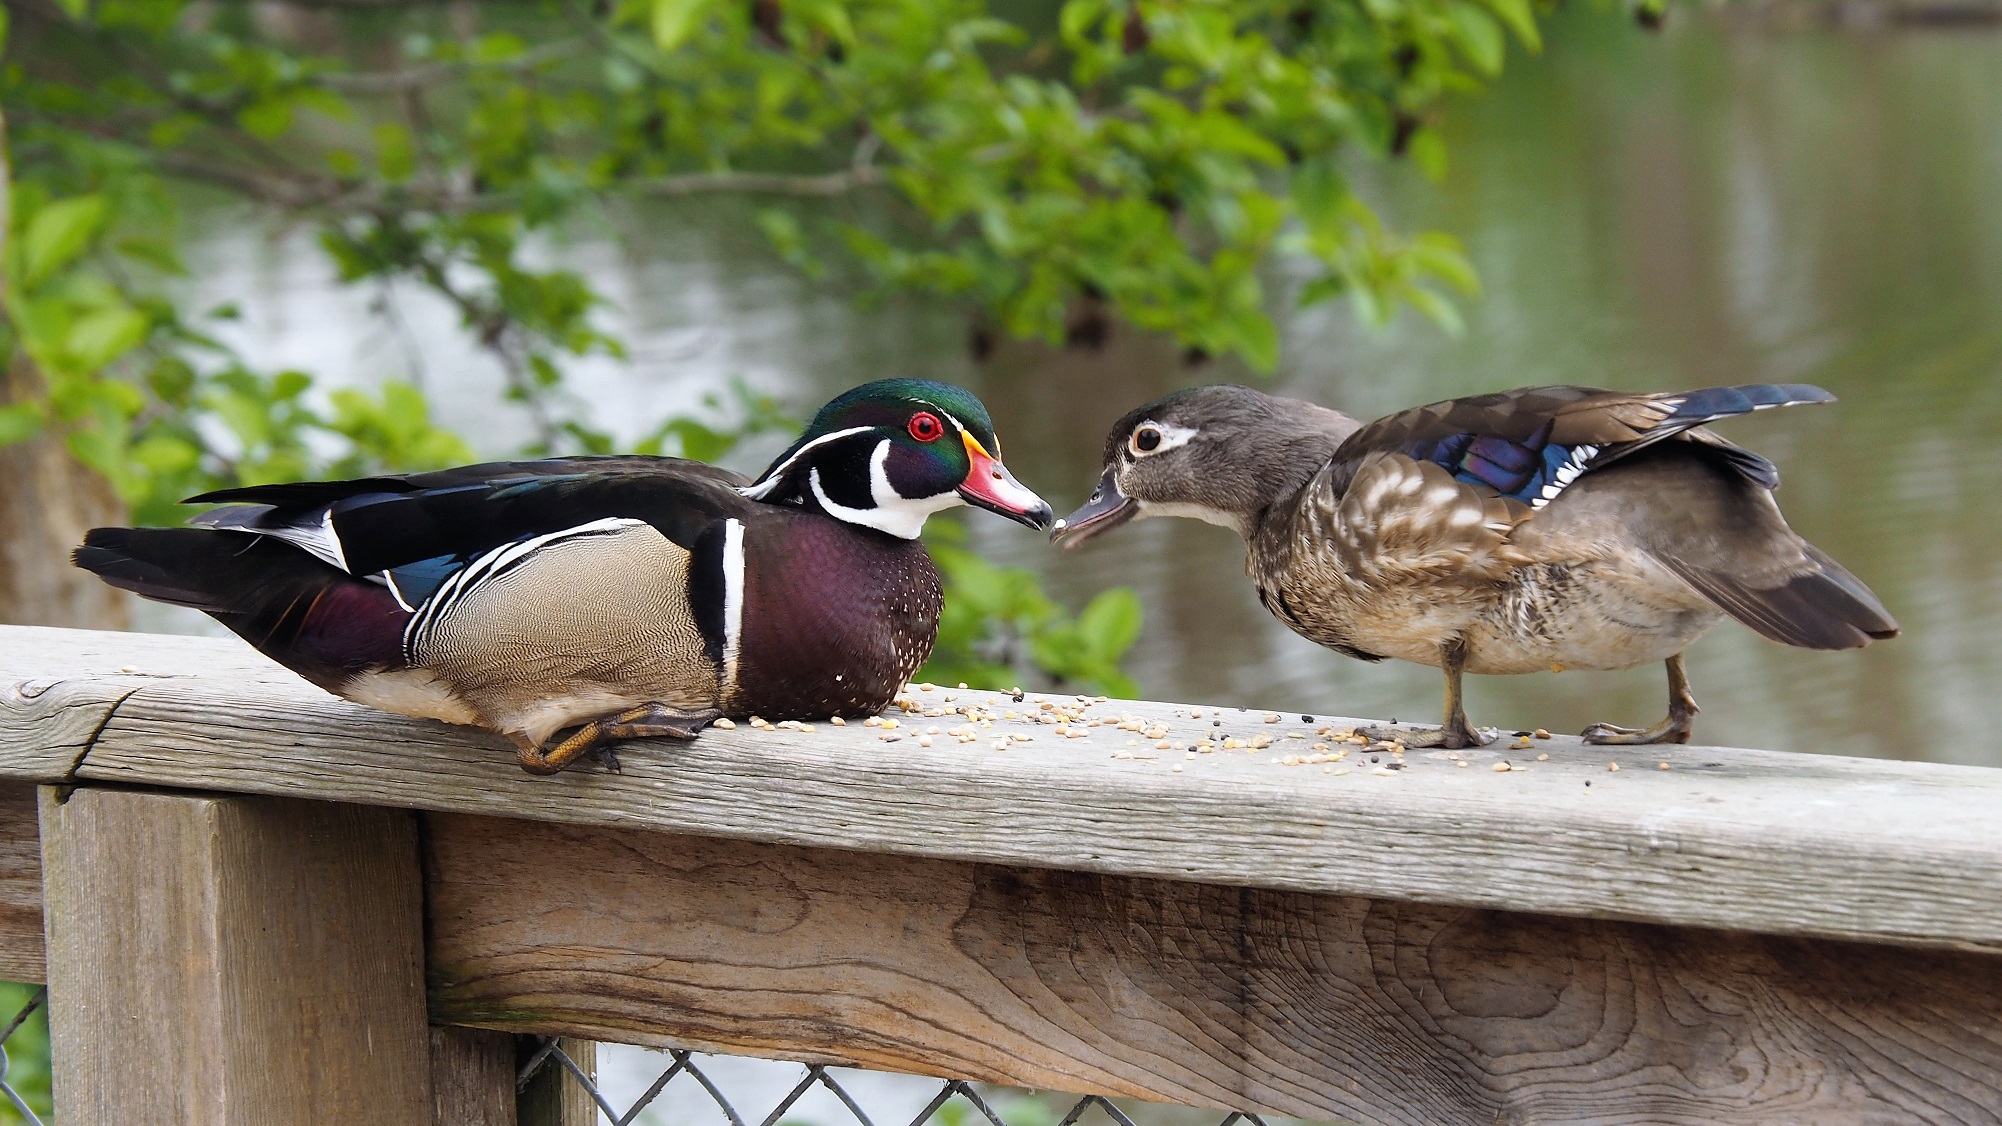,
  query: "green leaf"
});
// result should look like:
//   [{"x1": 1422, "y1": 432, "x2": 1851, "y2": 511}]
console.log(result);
[
  {"x1": 236, "y1": 98, "x2": 295, "y2": 141},
  {"x1": 1407, "y1": 128, "x2": 1449, "y2": 182},
  {"x1": 1408, "y1": 234, "x2": 1481, "y2": 295},
  {"x1": 66, "y1": 305, "x2": 151, "y2": 373},
  {"x1": 1448, "y1": 3, "x2": 1506, "y2": 76},
  {"x1": 1484, "y1": 0, "x2": 1542, "y2": 51},
  {"x1": 650, "y1": 0, "x2": 714, "y2": 51},
  {"x1": 15, "y1": 195, "x2": 108, "y2": 291},
  {"x1": 1077, "y1": 588, "x2": 1143, "y2": 658},
  {"x1": 0, "y1": 402, "x2": 44, "y2": 447},
  {"x1": 374, "y1": 123, "x2": 416, "y2": 183}
]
